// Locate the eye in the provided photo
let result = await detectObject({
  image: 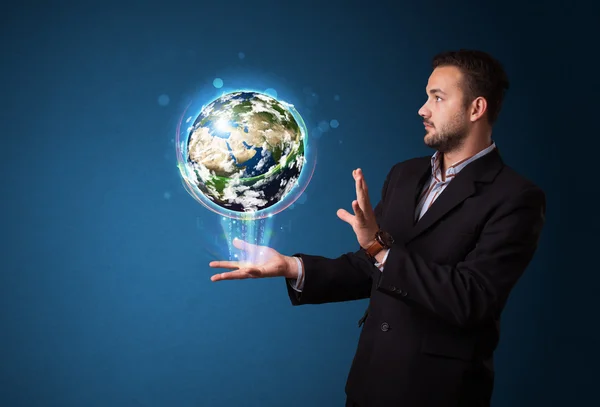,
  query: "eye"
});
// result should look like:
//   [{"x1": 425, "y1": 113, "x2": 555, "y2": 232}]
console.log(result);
[{"x1": 435, "y1": 96, "x2": 442, "y2": 102}]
